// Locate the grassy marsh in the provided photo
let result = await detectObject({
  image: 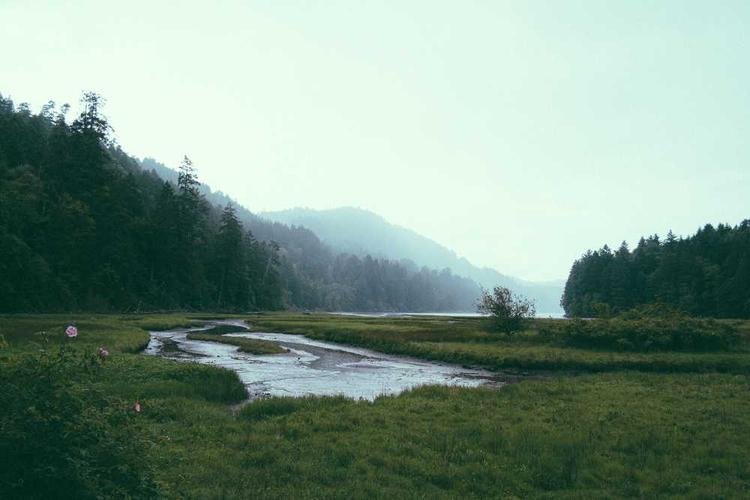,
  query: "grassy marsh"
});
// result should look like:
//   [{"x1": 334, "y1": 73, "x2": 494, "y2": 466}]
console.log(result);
[
  {"x1": 247, "y1": 313, "x2": 750, "y2": 374},
  {"x1": 1, "y1": 312, "x2": 749, "y2": 497}
]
